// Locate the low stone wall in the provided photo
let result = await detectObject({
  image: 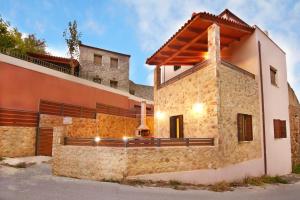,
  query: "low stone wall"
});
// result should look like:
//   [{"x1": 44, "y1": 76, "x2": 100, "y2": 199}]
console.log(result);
[
  {"x1": 0, "y1": 126, "x2": 36, "y2": 157},
  {"x1": 53, "y1": 144, "x2": 218, "y2": 181}
]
